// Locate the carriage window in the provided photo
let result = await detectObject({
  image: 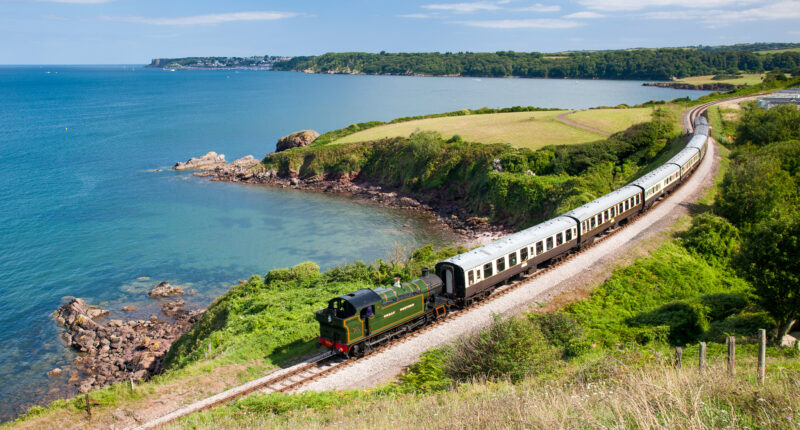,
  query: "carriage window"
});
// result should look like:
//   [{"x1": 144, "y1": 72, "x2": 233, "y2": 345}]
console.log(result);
[
  {"x1": 468, "y1": 271, "x2": 474, "y2": 285},
  {"x1": 509, "y1": 252, "x2": 517, "y2": 266},
  {"x1": 546, "y1": 237, "x2": 554, "y2": 250},
  {"x1": 556, "y1": 232, "x2": 564, "y2": 246},
  {"x1": 476, "y1": 268, "x2": 482, "y2": 280},
  {"x1": 484, "y1": 262, "x2": 493, "y2": 278},
  {"x1": 536, "y1": 241, "x2": 544, "y2": 254},
  {"x1": 565, "y1": 229, "x2": 572, "y2": 241},
  {"x1": 530, "y1": 246, "x2": 535, "y2": 257},
  {"x1": 611, "y1": 207, "x2": 616, "y2": 217},
  {"x1": 520, "y1": 248, "x2": 528, "y2": 261},
  {"x1": 496, "y1": 257, "x2": 506, "y2": 272},
  {"x1": 591, "y1": 217, "x2": 597, "y2": 228}
]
